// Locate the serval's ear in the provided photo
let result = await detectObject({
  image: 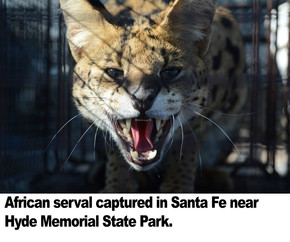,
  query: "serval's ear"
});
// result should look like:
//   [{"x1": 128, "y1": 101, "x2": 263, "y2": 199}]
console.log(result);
[
  {"x1": 60, "y1": 0, "x2": 116, "y2": 61},
  {"x1": 157, "y1": 0, "x2": 217, "y2": 56}
]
